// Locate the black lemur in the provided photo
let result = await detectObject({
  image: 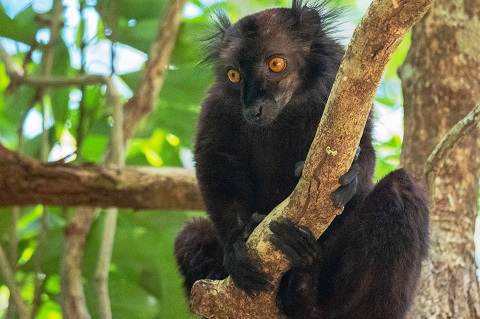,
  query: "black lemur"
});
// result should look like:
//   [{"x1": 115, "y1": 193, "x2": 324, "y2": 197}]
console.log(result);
[{"x1": 174, "y1": 1, "x2": 430, "y2": 318}]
